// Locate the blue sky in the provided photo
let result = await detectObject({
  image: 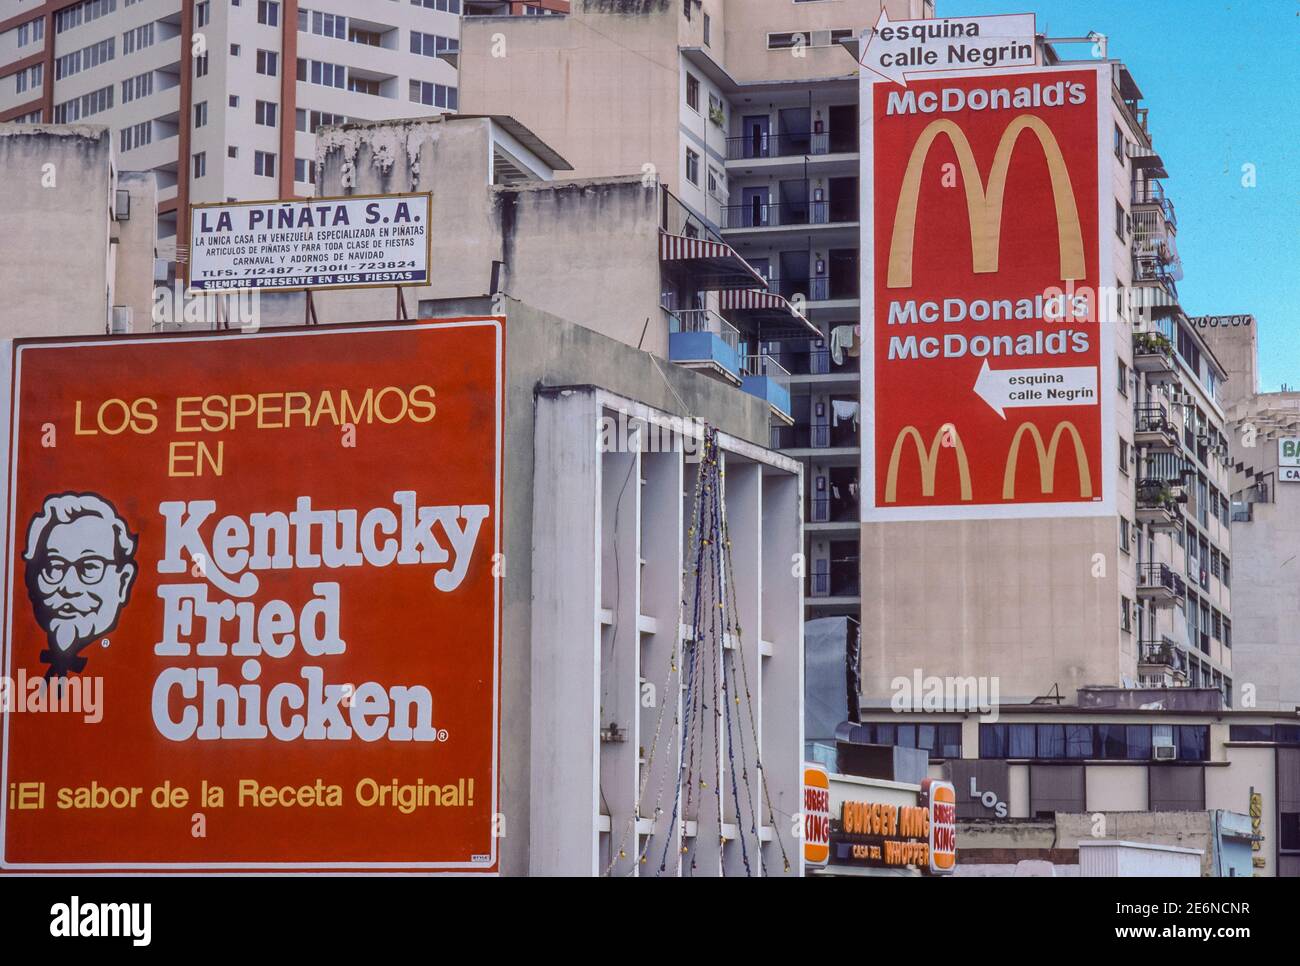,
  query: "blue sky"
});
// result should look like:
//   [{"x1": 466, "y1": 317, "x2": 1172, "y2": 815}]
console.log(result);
[{"x1": 938, "y1": 0, "x2": 1299, "y2": 391}]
